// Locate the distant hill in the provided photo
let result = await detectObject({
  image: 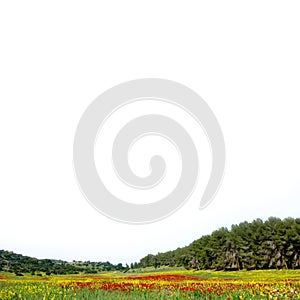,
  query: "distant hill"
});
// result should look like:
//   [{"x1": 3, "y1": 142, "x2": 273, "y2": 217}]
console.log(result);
[
  {"x1": 133, "y1": 217, "x2": 300, "y2": 271},
  {"x1": 0, "y1": 250, "x2": 125, "y2": 276}
]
